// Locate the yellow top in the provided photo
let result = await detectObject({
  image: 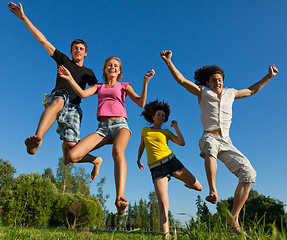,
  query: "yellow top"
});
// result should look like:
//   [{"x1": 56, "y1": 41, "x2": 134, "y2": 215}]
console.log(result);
[{"x1": 141, "y1": 127, "x2": 173, "y2": 165}]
